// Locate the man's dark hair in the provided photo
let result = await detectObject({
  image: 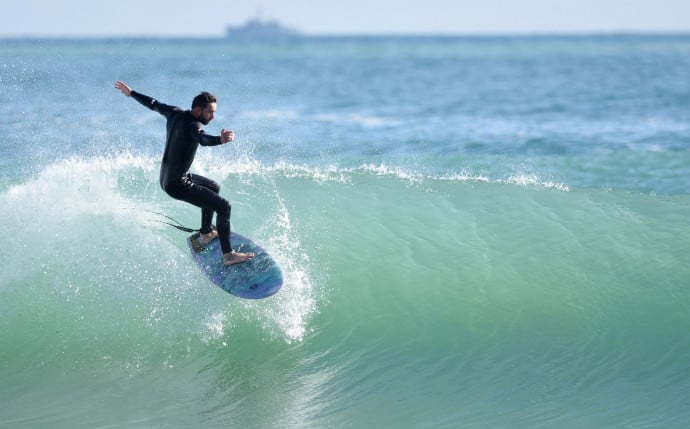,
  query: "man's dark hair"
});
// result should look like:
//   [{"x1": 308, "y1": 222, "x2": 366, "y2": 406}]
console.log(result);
[{"x1": 192, "y1": 91, "x2": 217, "y2": 110}]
